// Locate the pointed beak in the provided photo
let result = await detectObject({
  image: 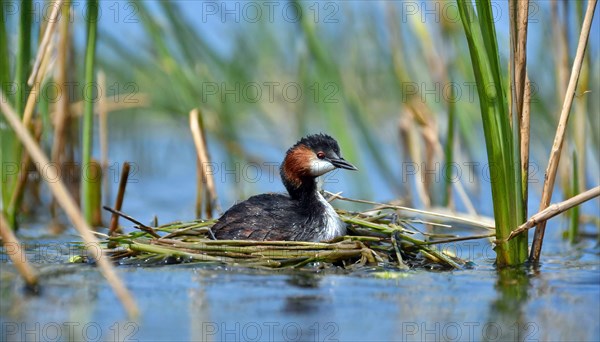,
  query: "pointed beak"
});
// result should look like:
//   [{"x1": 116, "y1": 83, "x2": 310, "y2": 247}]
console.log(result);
[{"x1": 330, "y1": 157, "x2": 358, "y2": 171}]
